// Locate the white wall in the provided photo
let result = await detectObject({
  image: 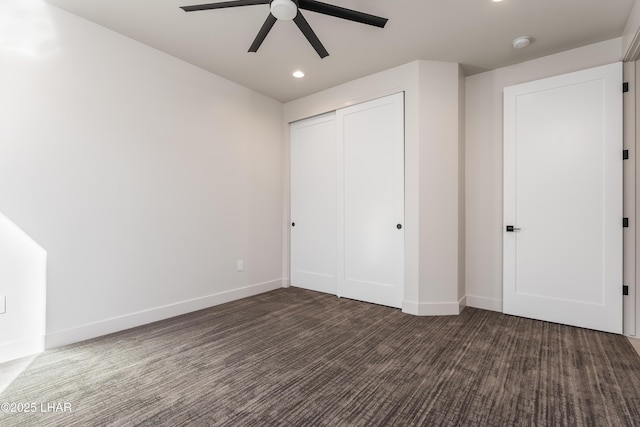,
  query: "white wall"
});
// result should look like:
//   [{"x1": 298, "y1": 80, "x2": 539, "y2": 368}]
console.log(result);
[
  {"x1": 465, "y1": 38, "x2": 623, "y2": 312},
  {"x1": 0, "y1": 214, "x2": 46, "y2": 362},
  {"x1": 283, "y1": 60, "x2": 464, "y2": 315},
  {"x1": 0, "y1": 0, "x2": 284, "y2": 362},
  {"x1": 622, "y1": 0, "x2": 640, "y2": 61},
  {"x1": 417, "y1": 61, "x2": 465, "y2": 310},
  {"x1": 458, "y1": 67, "x2": 466, "y2": 304}
]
